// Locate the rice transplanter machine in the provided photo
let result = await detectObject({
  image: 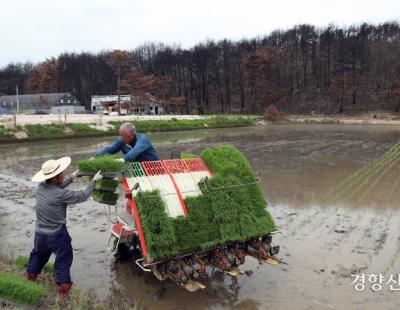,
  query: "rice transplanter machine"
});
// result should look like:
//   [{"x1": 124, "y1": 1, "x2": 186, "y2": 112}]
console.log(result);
[{"x1": 106, "y1": 157, "x2": 280, "y2": 292}]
